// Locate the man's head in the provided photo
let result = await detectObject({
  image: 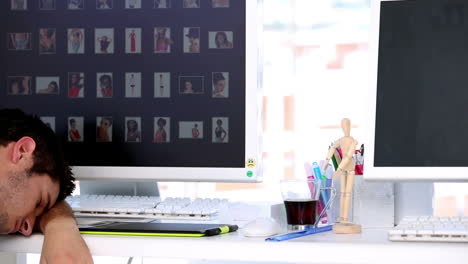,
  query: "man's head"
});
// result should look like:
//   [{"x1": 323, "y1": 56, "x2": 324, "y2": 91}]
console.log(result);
[{"x1": 0, "y1": 109, "x2": 75, "y2": 236}]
